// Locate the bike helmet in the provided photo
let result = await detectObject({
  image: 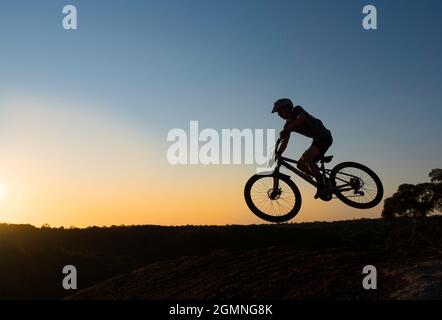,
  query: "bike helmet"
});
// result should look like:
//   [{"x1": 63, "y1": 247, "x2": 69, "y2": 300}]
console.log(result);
[{"x1": 272, "y1": 98, "x2": 294, "y2": 113}]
